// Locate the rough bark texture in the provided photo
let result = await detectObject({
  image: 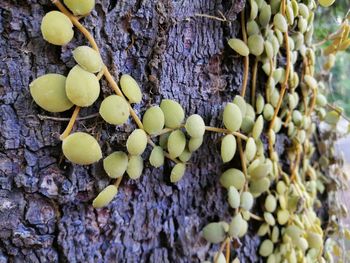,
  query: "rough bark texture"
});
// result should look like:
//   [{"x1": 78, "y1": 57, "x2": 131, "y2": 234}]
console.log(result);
[{"x1": 0, "y1": 0, "x2": 267, "y2": 262}]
